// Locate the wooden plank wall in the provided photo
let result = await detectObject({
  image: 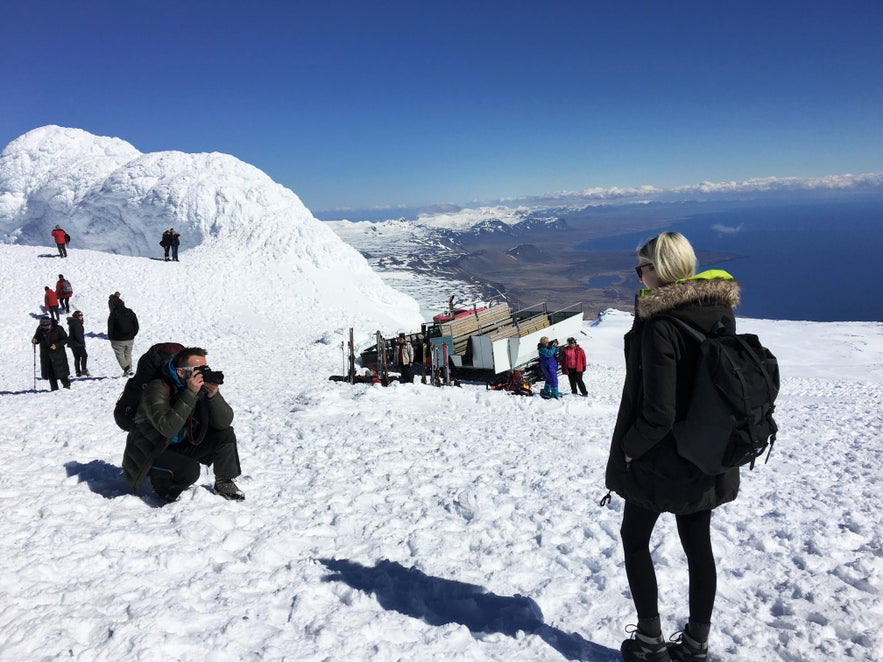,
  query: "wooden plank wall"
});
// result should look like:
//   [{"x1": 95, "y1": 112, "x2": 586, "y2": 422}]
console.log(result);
[
  {"x1": 486, "y1": 314, "x2": 550, "y2": 342},
  {"x1": 438, "y1": 303, "x2": 511, "y2": 339}
]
